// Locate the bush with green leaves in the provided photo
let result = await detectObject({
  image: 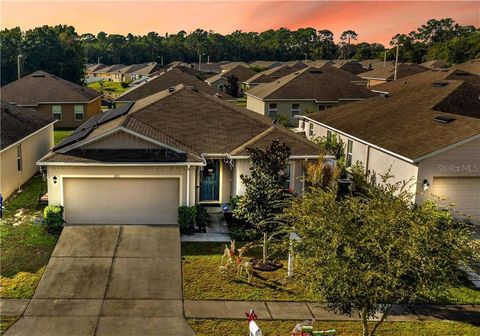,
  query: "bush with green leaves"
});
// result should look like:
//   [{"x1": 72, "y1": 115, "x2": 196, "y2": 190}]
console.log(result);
[
  {"x1": 43, "y1": 205, "x2": 64, "y2": 233},
  {"x1": 233, "y1": 140, "x2": 292, "y2": 236},
  {"x1": 195, "y1": 205, "x2": 210, "y2": 229},
  {"x1": 178, "y1": 206, "x2": 196, "y2": 232}
]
